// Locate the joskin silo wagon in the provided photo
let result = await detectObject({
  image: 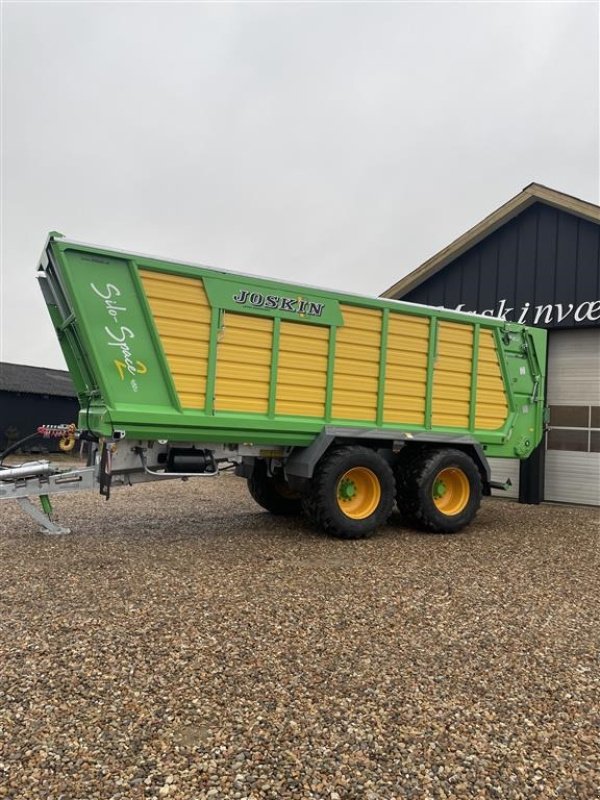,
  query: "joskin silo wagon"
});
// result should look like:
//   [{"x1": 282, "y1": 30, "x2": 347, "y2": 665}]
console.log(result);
[{"x1": 0, "y1": 232, "x2": 547, "y2": 538}]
